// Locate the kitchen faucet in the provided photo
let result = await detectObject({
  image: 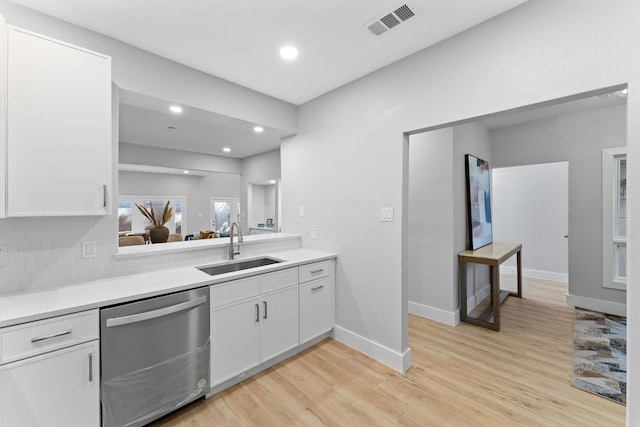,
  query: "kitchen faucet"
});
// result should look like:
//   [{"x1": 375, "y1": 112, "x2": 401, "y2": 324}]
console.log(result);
[{"x1": 228, "y1": 222, "x2": 243, "y2": 260}]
